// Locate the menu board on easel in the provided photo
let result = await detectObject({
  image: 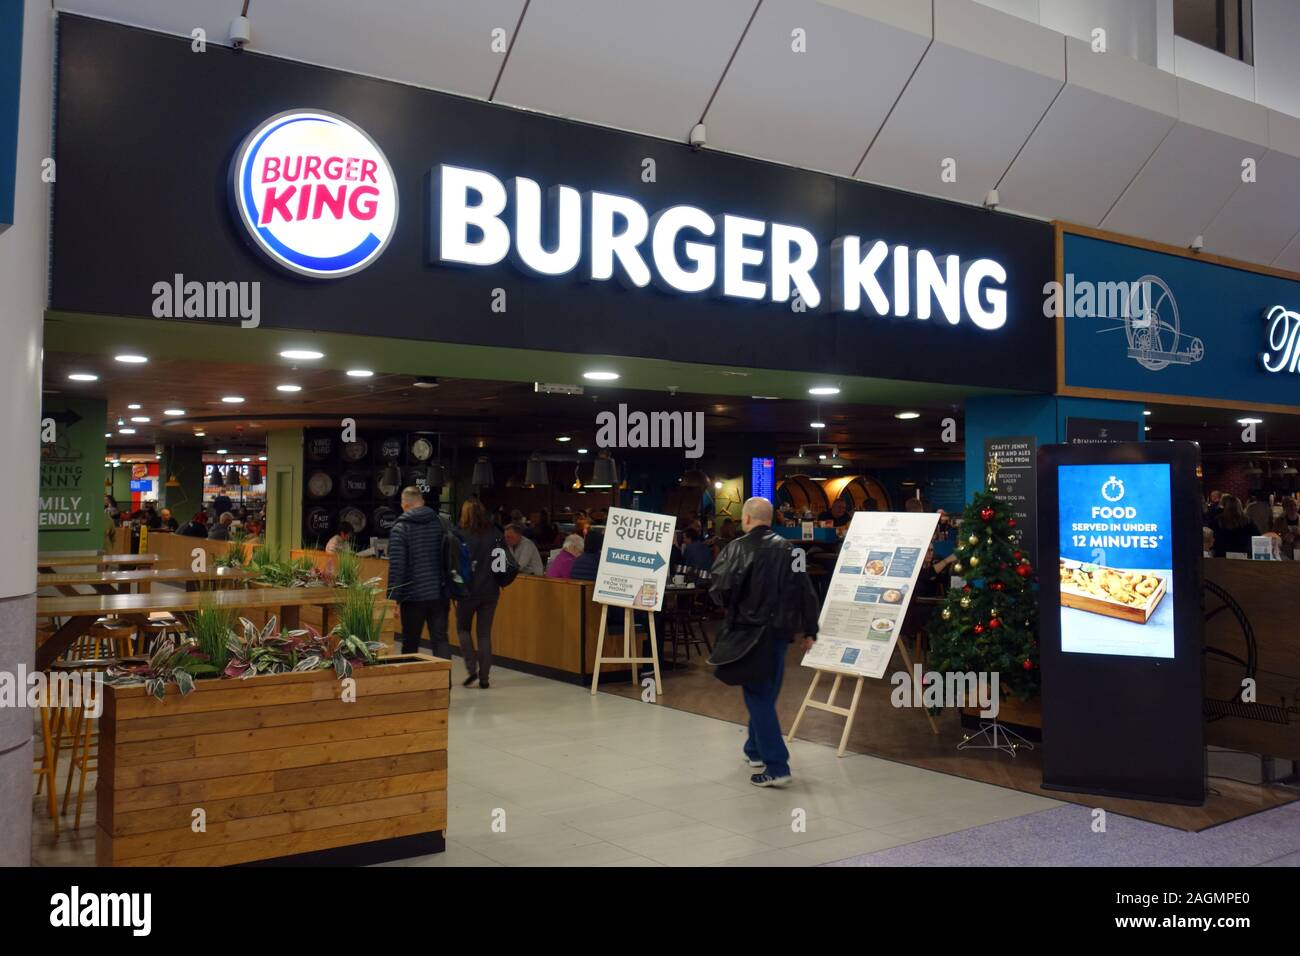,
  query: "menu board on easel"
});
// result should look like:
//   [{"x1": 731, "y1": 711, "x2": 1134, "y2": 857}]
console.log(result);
[
  {"x1": 801, "y1": 510, "x2": 940, "y2": 679},
  {"x1": 593, "y1": 507, "x2": 675, "y2": 613}
]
